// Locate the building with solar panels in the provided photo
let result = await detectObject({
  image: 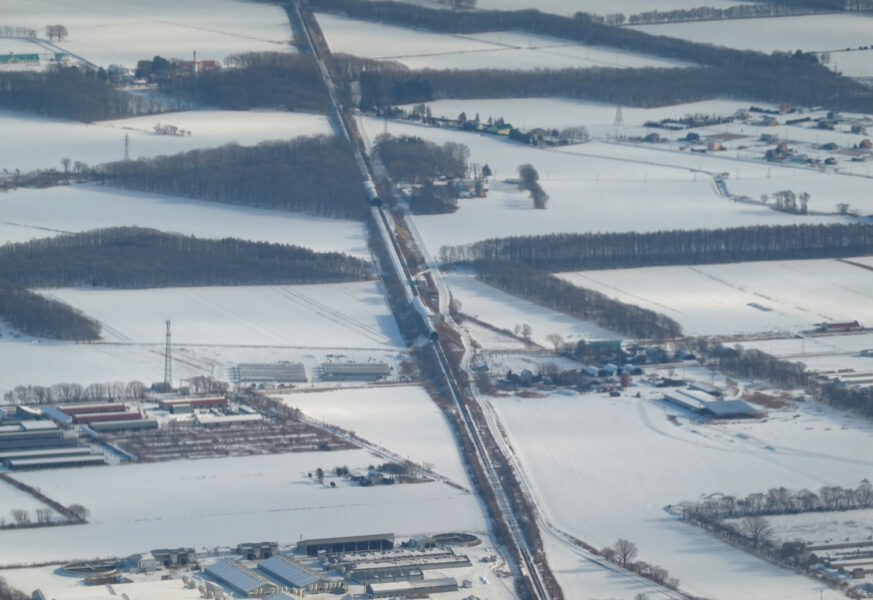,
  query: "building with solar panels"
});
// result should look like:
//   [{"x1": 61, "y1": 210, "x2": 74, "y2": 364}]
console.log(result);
[
  {"x1": 205, "y1": 559, "x2": 280, "y2": 598},
  {"x1": 257, "y1": 555, "x2": 346, "y2": 594}
]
